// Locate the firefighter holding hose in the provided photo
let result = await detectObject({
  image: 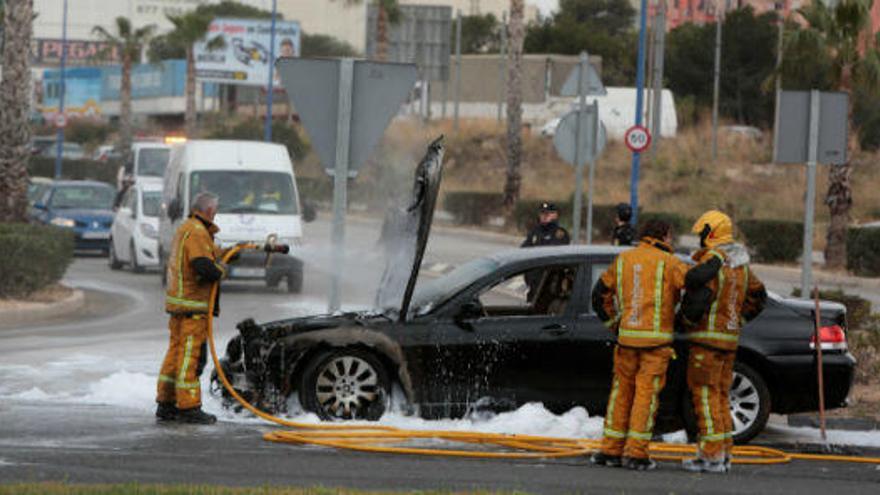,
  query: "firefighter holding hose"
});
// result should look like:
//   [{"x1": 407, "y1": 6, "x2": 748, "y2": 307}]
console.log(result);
[
  {"x1": 156, "y1": 192, "x2": 231, "y2": 425},
  {"x1": 678, "y1": 210, "x2": 767, "y2": 473}
]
